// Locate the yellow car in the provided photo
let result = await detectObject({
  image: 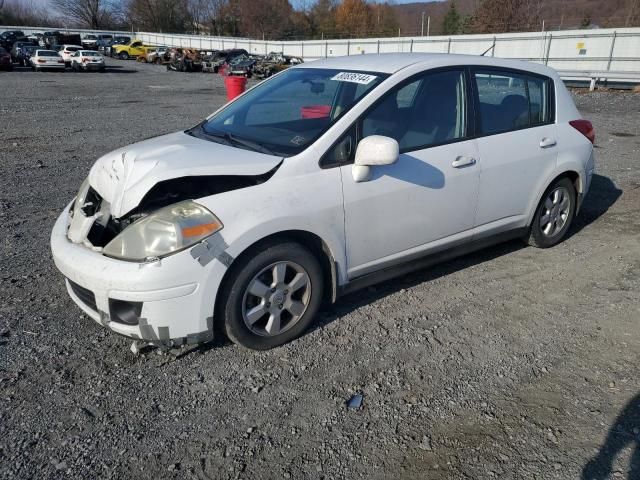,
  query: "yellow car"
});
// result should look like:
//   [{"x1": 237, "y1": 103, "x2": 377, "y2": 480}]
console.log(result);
[{"x1": 112, "y1": 40, "x2": 154, "y2": 60}]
